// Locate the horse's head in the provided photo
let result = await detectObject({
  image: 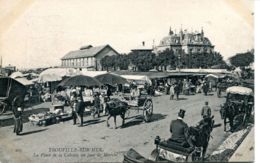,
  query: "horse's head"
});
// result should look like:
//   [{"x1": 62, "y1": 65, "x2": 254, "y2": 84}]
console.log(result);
[
  {"x1": 188, "y1": 116, "x2": 215, "y2": 148},
  {"x1": 199, "y1": 116, "x2": 215, "y2": 132}
]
